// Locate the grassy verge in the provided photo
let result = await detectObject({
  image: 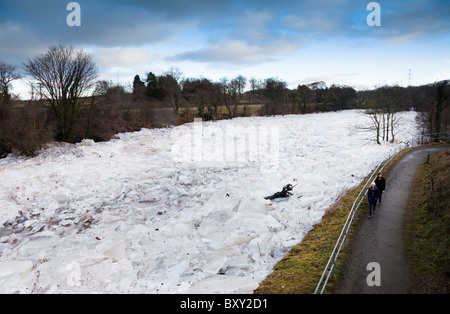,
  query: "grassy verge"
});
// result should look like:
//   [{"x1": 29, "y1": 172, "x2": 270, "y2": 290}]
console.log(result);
[
  {"x1": 254, "y1": 147, "x2": 413, "y2": 294},
  {"x1": 404, "y1": 148, "x2": 450, "y2": 294},
  {"x1": 254, "y1": 183, "x2": 365, "y2": 294}
]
